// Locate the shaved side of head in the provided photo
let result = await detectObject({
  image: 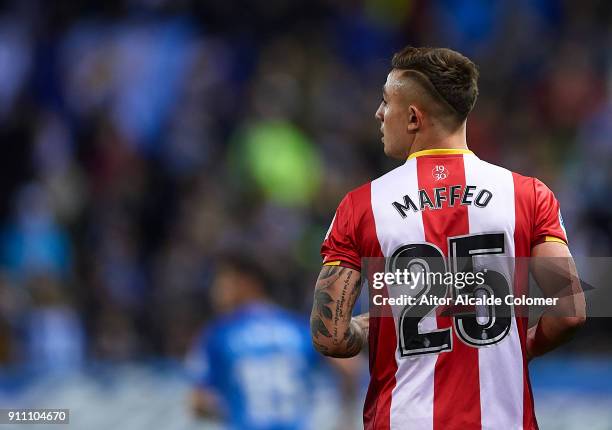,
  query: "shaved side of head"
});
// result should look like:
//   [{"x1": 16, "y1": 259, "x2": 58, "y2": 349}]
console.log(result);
[
  {"x1": 394, "y1": 69, "x2": 461, "y2": 131},
  {"x1": 390, "y1": 46, "x2": 479, "y2": 130}
]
